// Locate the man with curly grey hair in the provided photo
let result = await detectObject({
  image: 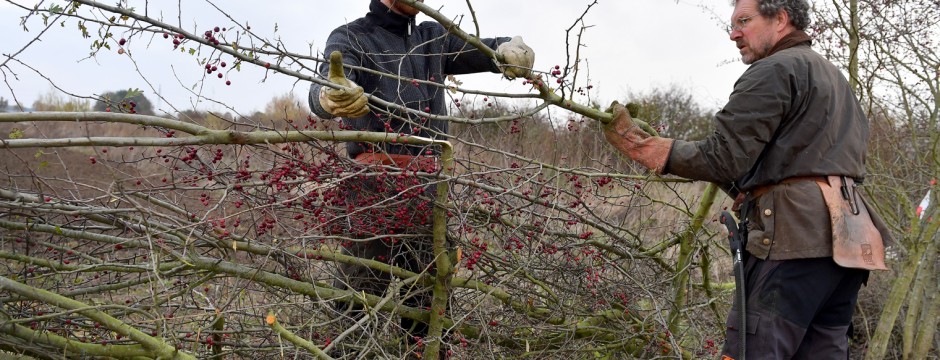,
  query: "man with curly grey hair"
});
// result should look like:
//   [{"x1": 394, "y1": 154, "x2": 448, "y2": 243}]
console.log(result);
[{"x1": 603, "y1": 0, "x2": 890, "y2": 358}]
